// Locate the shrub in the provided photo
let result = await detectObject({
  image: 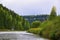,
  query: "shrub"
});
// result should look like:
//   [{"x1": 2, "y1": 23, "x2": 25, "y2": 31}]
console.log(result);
[
  {"x1": 27, "y1": 28, "x2": 41, "y2": 34},
  {"x1": 39, "y1": 16, "x2": 60, "y2": 40},
  {"x1": 31, "y1": 21, "x2": 41, "y2": 28}
]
